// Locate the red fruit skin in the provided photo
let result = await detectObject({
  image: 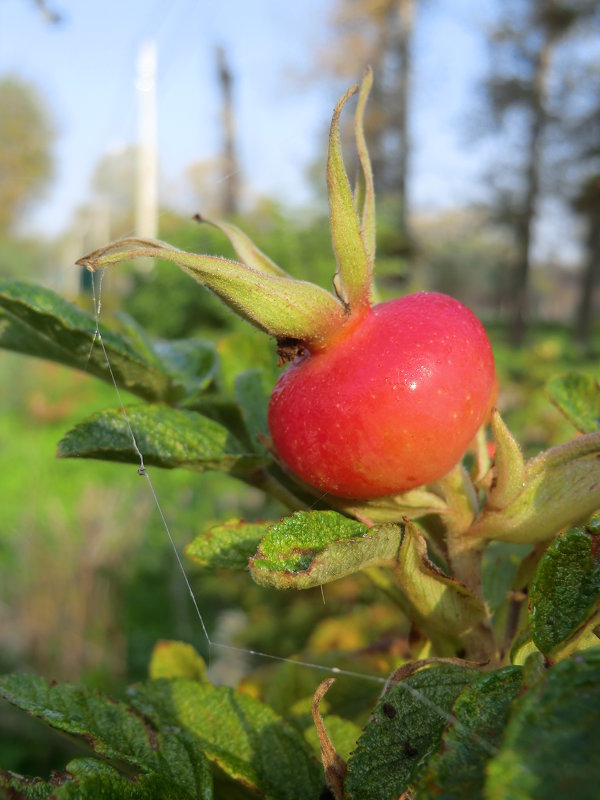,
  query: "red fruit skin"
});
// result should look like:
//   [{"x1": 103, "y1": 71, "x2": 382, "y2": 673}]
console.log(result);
[{"x1": 267, "y1": 292, "x2": 495, "y2": 500}]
